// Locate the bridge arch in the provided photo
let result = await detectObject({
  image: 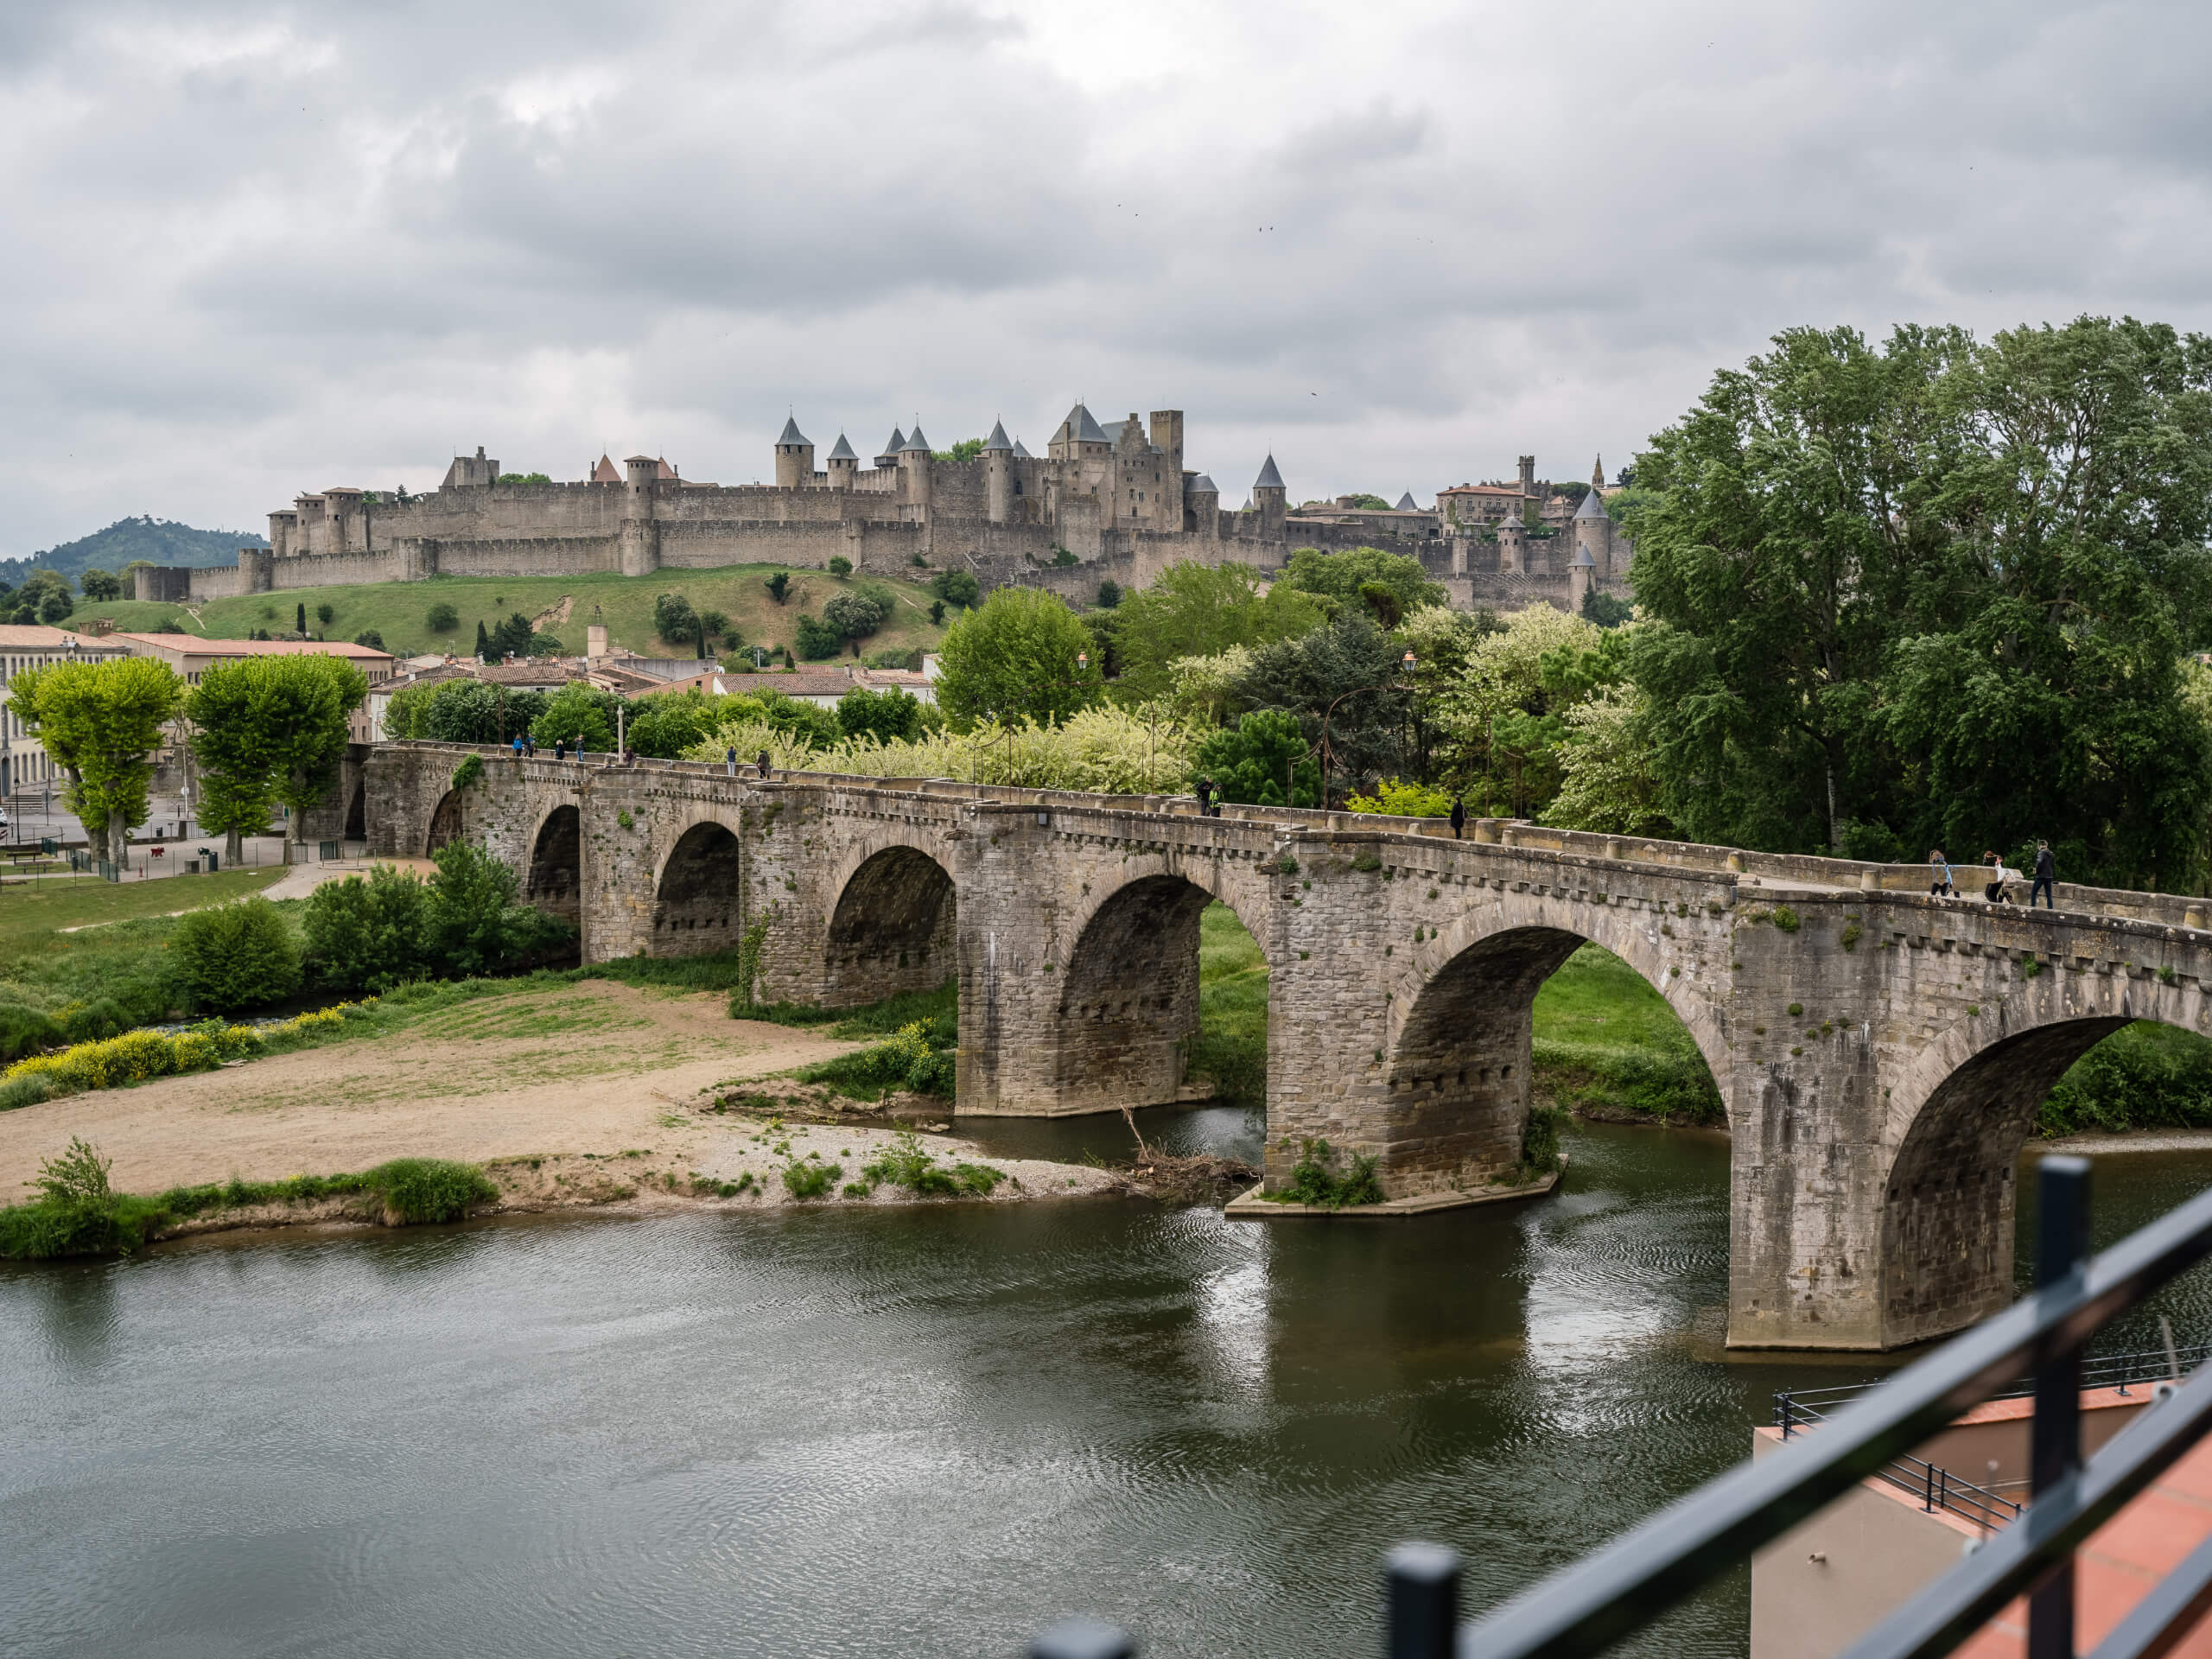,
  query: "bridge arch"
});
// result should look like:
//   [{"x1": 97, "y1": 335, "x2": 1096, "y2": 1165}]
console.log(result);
[
  {"x1": 524, "y1": 804, "x2": 582, "y2": 927},
  {"x1": 1373, "y1": 893, "x2": 1732, "y2": 1198},
  {"x1": 823, "y1": 836, "x2": 958, "y2": 1007},
  {"x1": 652, "y1": 815, "x2": 742, "y2": 950},
  {"x1": 425, "y1": 790, "x2": 466, "y2": 855},
  {"x1": 1875, "y1": 971, "x2": 2199, "y2": 1346},
  {"x1": 1045, "y1": 861, "x2": 1273, "y2": 1116}
]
